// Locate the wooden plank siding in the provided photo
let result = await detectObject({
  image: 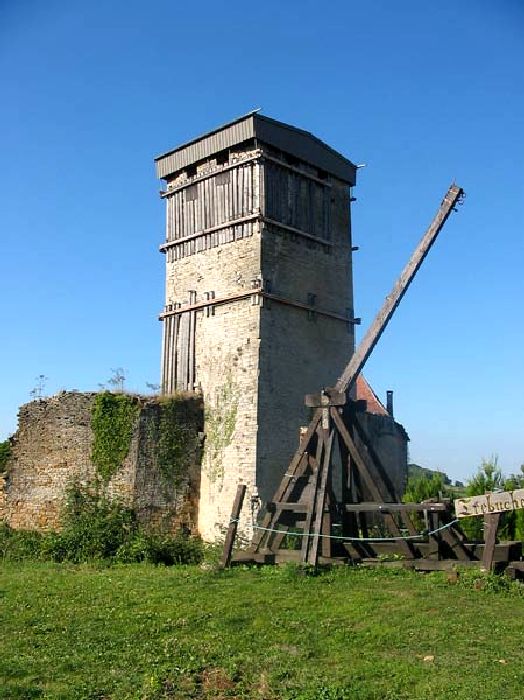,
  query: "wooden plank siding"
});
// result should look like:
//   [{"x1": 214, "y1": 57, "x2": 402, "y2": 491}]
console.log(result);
[
  {"x1": 162, "y1": 156, "x2": 333, "y2": 262},
  {"x1": 164, "y1": 161, "x2": 258, "y2": 262},
  {"x1": 161, "y1": 309, "x2": 197, "y2": 394},
  {"x1": 161, "y1": 151, "x2": 338, "y2": 393},
  {"x1": 263, "y1": 160, "x2": 331, "y2": 241}
]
